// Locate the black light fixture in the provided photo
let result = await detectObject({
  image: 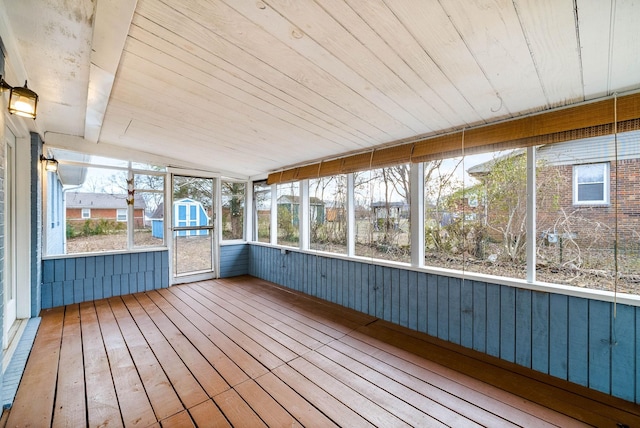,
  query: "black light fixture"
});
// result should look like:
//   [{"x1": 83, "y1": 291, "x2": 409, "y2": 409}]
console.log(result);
[
  {"x1": 0, "y1": 76, "x2": 38, "y2": 119},
  {"x1": 40, "y1": 155, "x2": 58, "y2": 173}
]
